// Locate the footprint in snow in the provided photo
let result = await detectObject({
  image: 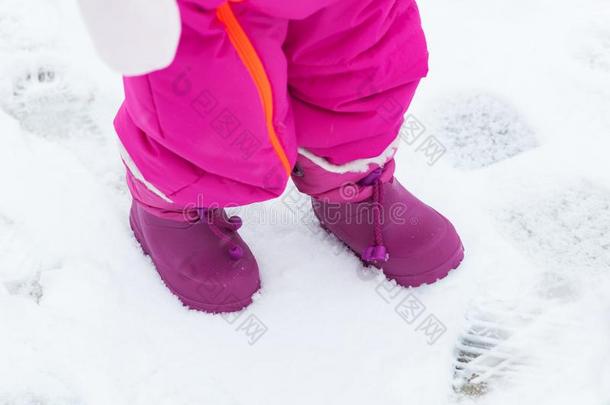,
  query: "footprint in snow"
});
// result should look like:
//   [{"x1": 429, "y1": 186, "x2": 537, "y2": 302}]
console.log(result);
[
  {"x1": 0, "y1": 55, "x2": 98, "y2": 138},
  {"x1": 496, "y1": 181, "x2": 610, "y2": 286},
  {"x1": 452, "y1": 301, "x2": 537, "y2": 397},
  {"x1": 452, "y1": 299, "x2": 582, "y2": 398},
  {"x1": 3, "y1": 274, "x2": 44, "y2": 303},
  {"x1": 431, "y1": 94, "x2": 537, "y2": 170}
]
